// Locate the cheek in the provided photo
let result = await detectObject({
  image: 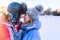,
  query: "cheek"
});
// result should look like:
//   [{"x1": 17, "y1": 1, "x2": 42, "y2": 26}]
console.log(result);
[
  {"x1": 25, "y1": 17, "x2": 28, "y2": 22},
  {"x1": 25, "y1": 16, "x2": 29, "y2": 22},
  {"x1": 25, "y1": 16, "x2": 30, "y2": 22}
]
